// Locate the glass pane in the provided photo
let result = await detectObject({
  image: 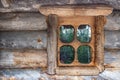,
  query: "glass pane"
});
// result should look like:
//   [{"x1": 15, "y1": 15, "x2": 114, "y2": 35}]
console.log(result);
[
  {"x1": 60, "y1": 25, "x2": 74, "y2": 43},
  {"x1": 77, "y1": 45, "x2": 91, "y2": 64},
  {"x1": 60, "y1": 45, "x2": 75, "y2": 64},
  {"x1": 77, "y1": 25, "x2": 91, "y2": 43}
]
